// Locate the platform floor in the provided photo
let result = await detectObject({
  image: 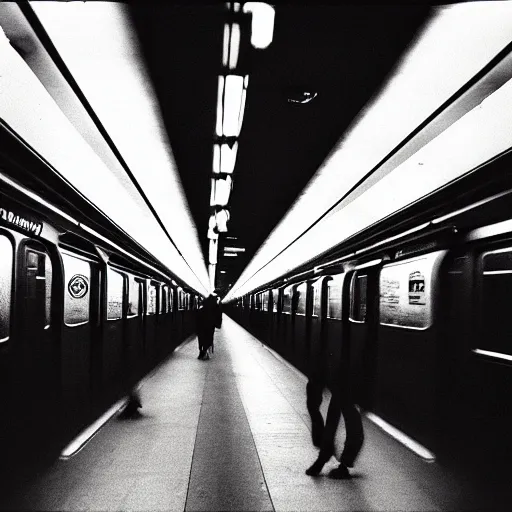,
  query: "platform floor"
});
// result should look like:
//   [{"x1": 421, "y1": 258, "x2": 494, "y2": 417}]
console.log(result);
[{"x1": 0, "y1": 316, "x2": 505, "y2": 511}]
